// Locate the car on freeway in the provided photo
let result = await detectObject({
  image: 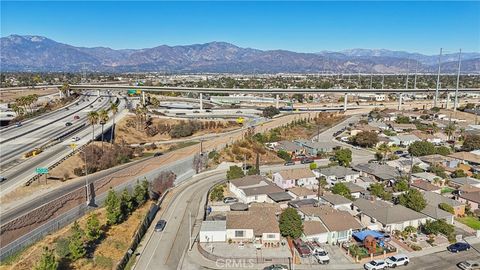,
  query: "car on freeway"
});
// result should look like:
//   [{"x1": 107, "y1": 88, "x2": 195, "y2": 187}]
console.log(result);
[
  {"x1": 313, "y1": 248, "x2": 330, "y2": 264},
  {"x1": 65, "y1": 122, "x2": 73, "y2": 126},
  {"x1": 364, "y1": 259, "x2": 387, "y2": 270},
  {"x1": 154, "y1": 219, "x2": 167, "y2": 232},
  {"x1": 71, "y1": 137, "x2": 81, "y2": 142},
  {"x1": 0, "y1": 176, "x2": 7, "y2": 183},
  {"x1": 193, "y1": 110, "x2": 200, "y2": 113},
  {"x1": 236, "y1": 111, "x2": 242, "y2": 114},
  {"x1": 15, "y1": 122, "x2": 22, "y2": 127},
  {"x1": 223, "y1": 197, "x2": 238, "y2": 204},
  {"x1": 65, "y1": 107, "x2": 70, "y2": 110},
  {"x1": 300, "y1": 158, "x2": 314, "y2": 164},
  {"x1": 263, "y1": 265, "x2": 288, "y2": 270},
  {"x1": 74, "y1": 115, "x2": 80, "y2": 120},
  {"x1": 284, "y1": 160, "x2": 295, "y2": 166},
  {"x1": 458, "y1": 260, "x2": 480, "y2": 270},
  {"x1": 153, "y1": 152, "x2": 163, "y2": 157},
  {"x1": 447, "y1": 242, "x2": 471, "y2": 253},
  {"x1": 385, "y1": 254, "x2": 409, "y2": 268},
  {"x1": 206, "y1": 109, "x2": 212, "y2": 112}
]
